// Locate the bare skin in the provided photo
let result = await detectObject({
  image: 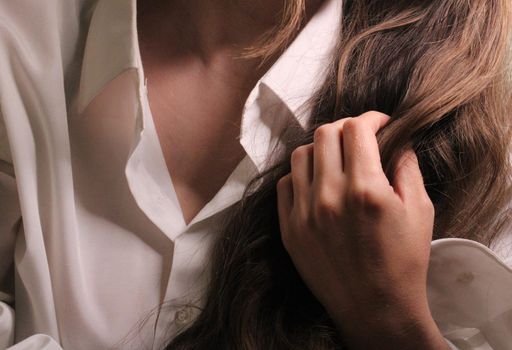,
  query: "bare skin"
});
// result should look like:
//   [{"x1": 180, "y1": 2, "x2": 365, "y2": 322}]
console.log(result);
[
  {"x1": 138, "y1": 1, "x2": 449, "y2": 348},
  {"x1": 137, "y1": 0, "x2": 321, "y2": 224},
  {"x1": 277, "y1": 111, "x2": 450, "y2": 349}
]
